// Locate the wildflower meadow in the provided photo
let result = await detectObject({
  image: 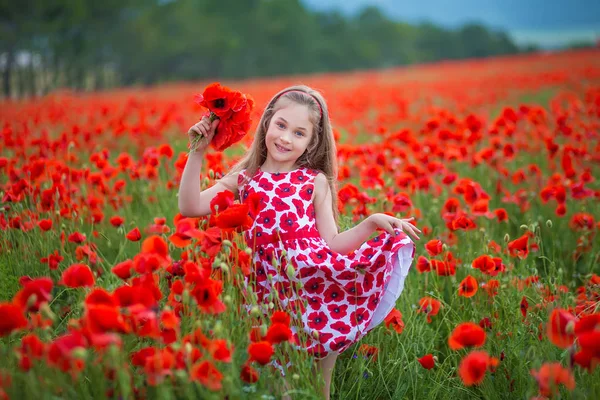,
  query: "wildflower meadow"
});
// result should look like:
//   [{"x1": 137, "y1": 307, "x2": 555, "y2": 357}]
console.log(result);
[{"x1": 1, "y1": 49, "x2": 599, "y2": 399}]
